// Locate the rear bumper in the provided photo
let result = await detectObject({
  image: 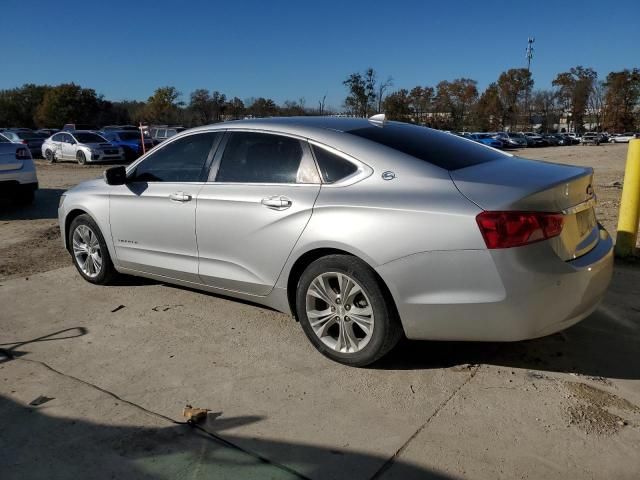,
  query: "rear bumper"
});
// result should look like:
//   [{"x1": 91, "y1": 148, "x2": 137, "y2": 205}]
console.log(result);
[
  {"x1": 0, "y1": 160, "x2": 38, "y2": 186},
  {"x1": 376, "y1": 227, "x2": 614, "y2": 341}
]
